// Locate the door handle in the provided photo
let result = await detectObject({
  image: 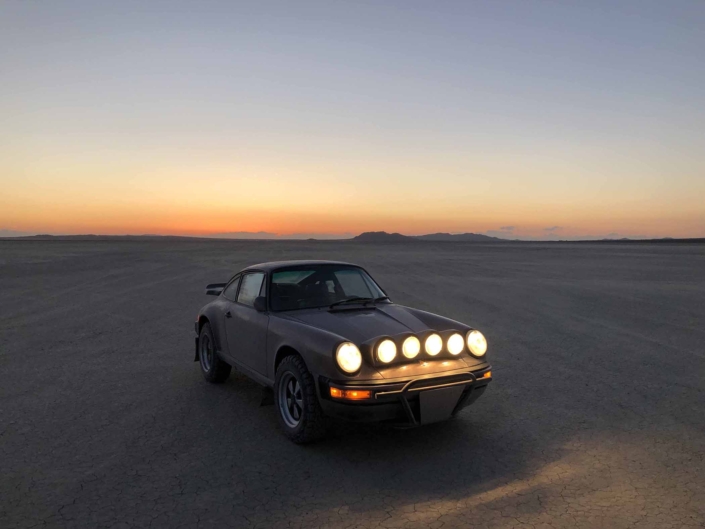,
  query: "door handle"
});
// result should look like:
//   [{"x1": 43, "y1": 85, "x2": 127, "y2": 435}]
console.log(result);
[{"x1": 225, "y1": 311, "x2": 232, "y2": 318}]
